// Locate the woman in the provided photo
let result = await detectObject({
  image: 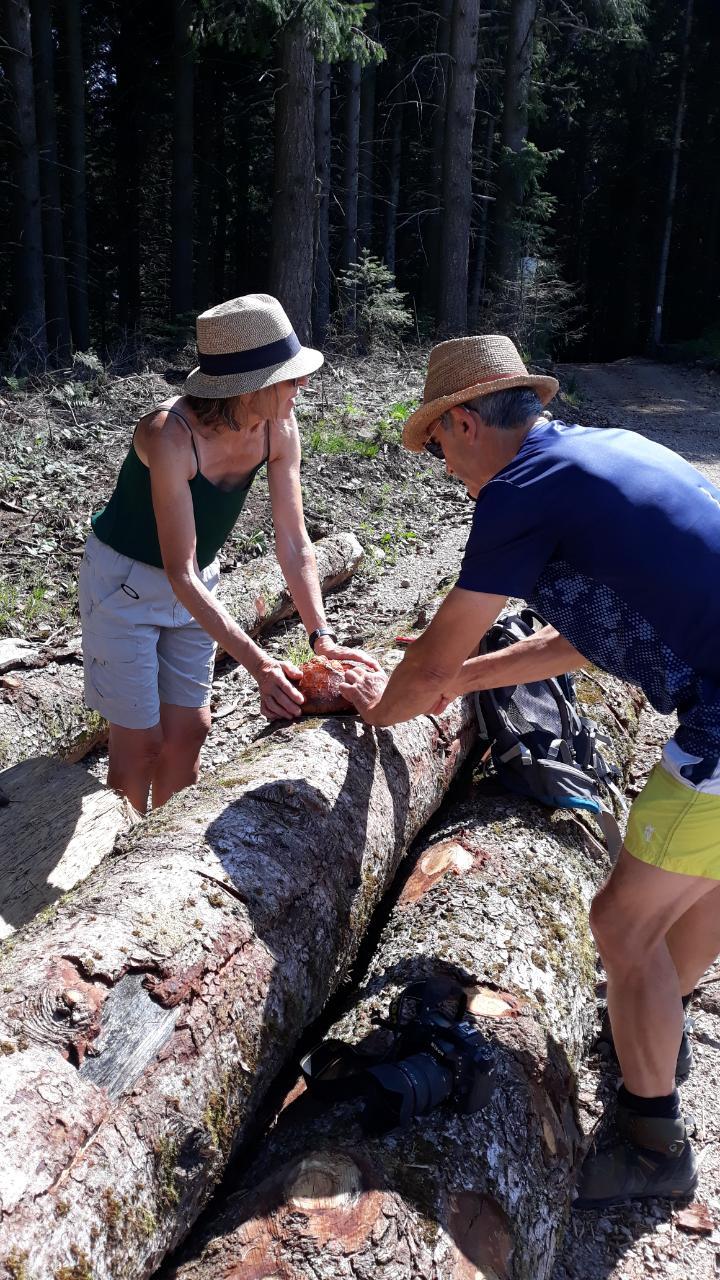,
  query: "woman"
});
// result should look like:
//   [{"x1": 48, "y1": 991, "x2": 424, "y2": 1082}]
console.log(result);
[{"x1": 80, "y1": 293, "x2": 377, "y2": 812}]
